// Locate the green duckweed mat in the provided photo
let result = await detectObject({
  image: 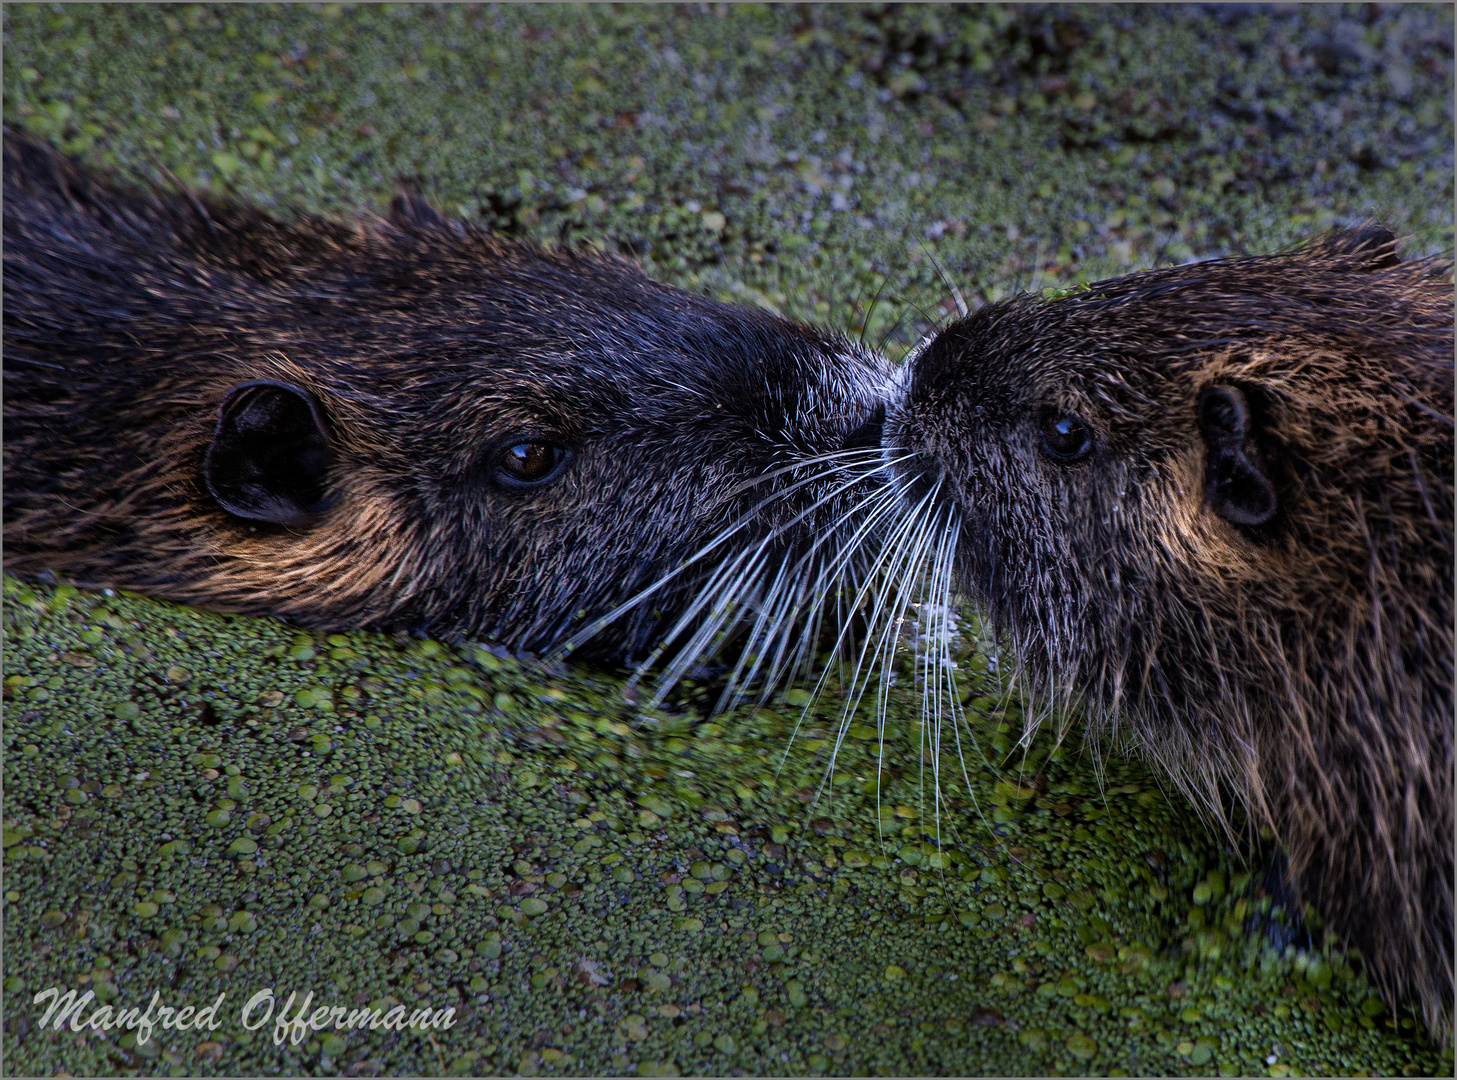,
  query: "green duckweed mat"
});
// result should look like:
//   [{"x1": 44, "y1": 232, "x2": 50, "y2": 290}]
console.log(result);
[
  {"x1": 3, "y1": 4, "x2": 1452, "y2": 1077},
  {"x1": 4, "y1": 579, "x2": 1448, "y2": 1078}
]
